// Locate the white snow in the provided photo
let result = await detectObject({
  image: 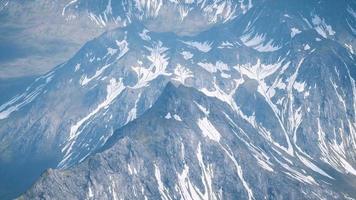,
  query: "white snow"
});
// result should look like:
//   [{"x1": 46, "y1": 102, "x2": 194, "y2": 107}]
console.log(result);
[
  {"x1": 71, "y1": 78, "x2": 125, "y2": 141},
  {"x1": 88, "y1": 12, "x2": 107, "y2": 27},
  {"x1": 110, "y1": 177, "x2": 120, "y2": 200},
  {"x1": 223, "y1": 117, "x2": 275, "y2": 173},
  {"x1": 194, "y1": 101, "x2": 209, "y2": 116},
  {"x1": 339, "y1": 155, "x2": 356, "y2": 176},
  {"x1": 74, "y1": 63, "x2": 81, "y2": 72},
  {"x1": 254, "y1": 155, "x2": 274, "y2": 172},
  {"x1": 106, "y1": 48, "x2": 118, "y2": 57},
  {"x1": 173, "y1": 114, "x2": 182, "y2": 121},
  {"x1": 178, "y1": 5, "x2": 190, "y2": 21},
  {"x1": 0, "y1": 77, "x2": 48, "y2": 120},
  {"x1": 154, "y1": 164, "x2": 172, "y2": 200},
  {"x1": 219, "y1": 144, "x2": 254, "y2": 200},
  {"x1": 330, "y1": 78, "x2": 346, "y2": 111},
  {"x1": 345, "y1": 43, "x2": 354, "y2": 54},
  {"x1": 134, "y1": 0, "x2": 163, "y2": 18},
  {"x1": 220, "y1": 72, "x2": 231, "y2": 79},
  {"x1": 205, "y1": 0, "x2": 237, "y2": 23},
  {"x1": 181, "y1": 40, "x2": 212, "y2": 52},
  {"x1": 173, "y1": 64, "x2": 193, "y2": 84},
  {"x1": 165, "y1": 113, "x2": 172, "y2": 119},
  {"x1": 297, "y1": 153, "x2": 334, "y2": 179},
  {"x1": 197, "y1": 61, "x2": 229, "y2": 73},
  {"x1": 81, "y1": 38, "x2": 129, "y2": 86},
  {"x1": 60, "y1": 78, "x2": 125, "y2": 167},
  {"x1": 125, "y1": 93, "x2": 142, "y2": 124},
  {"x1": 274, "y1": 155, "x2": 318, "y2": 185},
  {"x1": 240, "y1": 32, "x2": 281, "y2": 52},
  {"x1": 132, "y1": 41, "x2": 170, "y2": 88},
  {"x1": 80, "y1": 63, "x2": 110, "y2": 85},
  {"x1": 238, "y1": 0, "x2": 252, "y2": 14},
  {"x1": 62, "y1": 0, "x2": 78, "y2": 16},
  {"x1": 311, "y1": 15, "x2": 335, "y2": 38},
  {"x1": 139, "y1": 29, "x2": 151, "y2": 41},
  {"x1": 128, "y1": 164, "x2": 133, "y2": 175},
  {"x1": 316, "y1": 117, "x2": 356, "y2": 176},
  {"x1": 88, "y1": 184, "x2": 94, "y2": 198},
  {"x1": 237, "y1": 58, "x2": 294, "y2": 156},
  {"x1": 293, "y1": 81, "x2": 305, "y2": 92},
  {"x1": 199, "y1": 78, "x2": 241, "y2": 113},
  {"x1": 197, "y1": 117, "x2": 221, "y2": 142},
  {"x1": 116, "y1": 38, "x2": 130, "y2": 56},
  {"x1": 290, "y1": 27, "x2": 302, "y2": 38},
  {"x1": 195, "y1": 143, "x2": 217, "y2": 200},
  {"x1": 177, "y1": 164, "x2": 204, "y2": 200},
  {"x1": 218, "y1": 41, "x2": 234, "y2": 49},
  {"x1": 304, "y1": 44, "x2": 311, "y2": 50},
  {"x1": 180, "y1": 51, "x2": 193, "y2": 60},
  {"x1": 176, "y1": 143, "x2": 218, "y2": 200}
]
